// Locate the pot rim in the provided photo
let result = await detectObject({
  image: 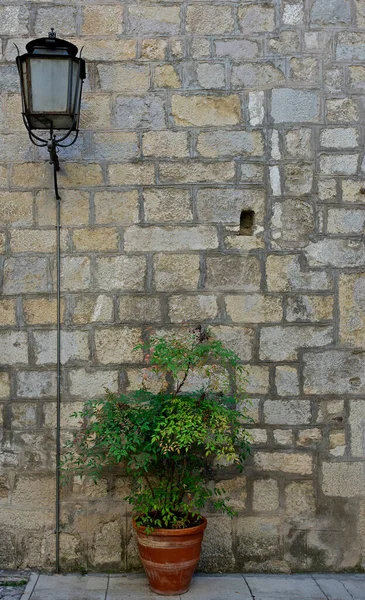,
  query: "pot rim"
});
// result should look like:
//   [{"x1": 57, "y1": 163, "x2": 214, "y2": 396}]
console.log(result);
[{"x1": 133, "y1": 515, "x2": 207, "y2": 537}]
